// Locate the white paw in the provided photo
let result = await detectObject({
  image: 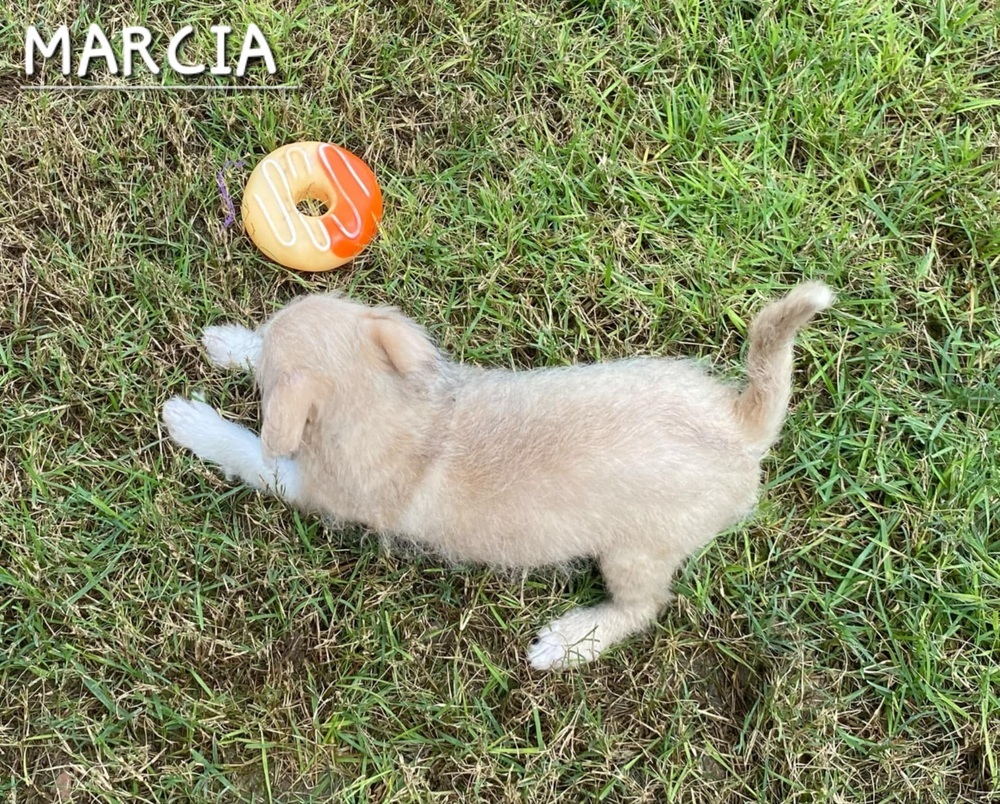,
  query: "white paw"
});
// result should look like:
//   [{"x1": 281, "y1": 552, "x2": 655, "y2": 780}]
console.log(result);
[
  {"x1": 201, "y1": 324, "x2": 261, "y2": 370},
  {"x1": 527, "y1": 607, "x2": 605, "y2": 671},
  {"x1": 162, "y1": 396, "x2": 237, "y2": 473}
]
